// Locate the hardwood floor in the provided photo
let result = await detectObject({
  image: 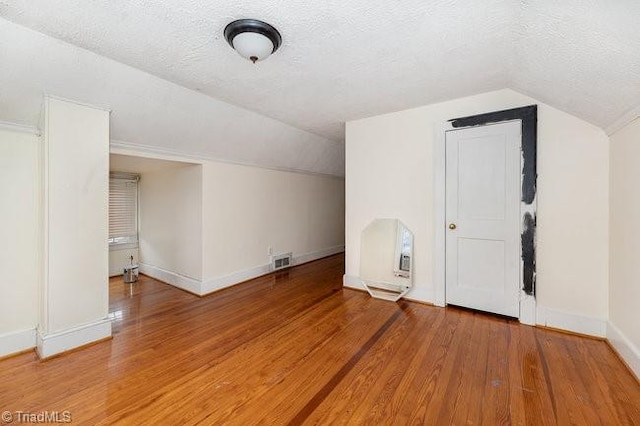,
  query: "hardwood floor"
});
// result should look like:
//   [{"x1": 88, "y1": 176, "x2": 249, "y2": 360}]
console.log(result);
[{"x1": 1, "y1": 254, "x2": 638, "y2": 425}]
